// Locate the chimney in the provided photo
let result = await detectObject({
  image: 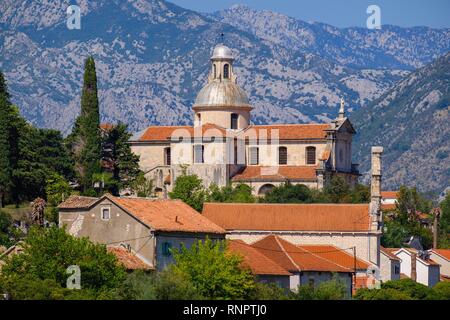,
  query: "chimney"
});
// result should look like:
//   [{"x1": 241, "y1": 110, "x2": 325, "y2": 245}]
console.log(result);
[
  {"x1": 370, "y1": 147, "x2": 383, "y2": 227},
  {"x1": 410, "y1": 252, "x2": 417, "y2": 281}
]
